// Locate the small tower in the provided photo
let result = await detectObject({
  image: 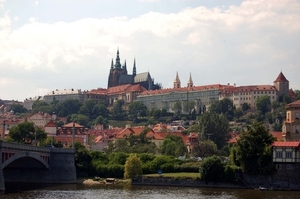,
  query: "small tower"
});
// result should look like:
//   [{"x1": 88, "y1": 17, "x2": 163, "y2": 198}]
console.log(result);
[
  {"x1": 274, "y1": 71, "x2": 289, "y2": 99},
  {"x1": 110, "y1": 59, "x2": 114, "y2": 69},
  {"x1": 187, "y1": 73, "x2": 193, "y2": 88},
  {"x1": 123, "y1": 60, "x2": 128, "y2": 74},
  {"x1": 173, "y1": 72, "x2": 181, "y2": 89},
  {"x1": 133, "y1": 58, "x2": 136, "y2": 76}
]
